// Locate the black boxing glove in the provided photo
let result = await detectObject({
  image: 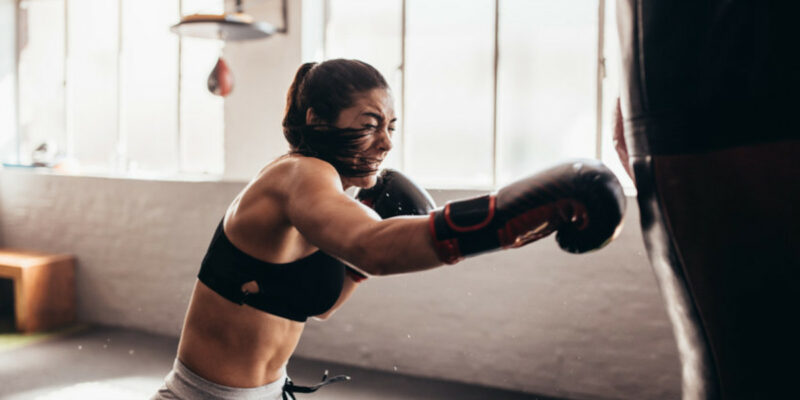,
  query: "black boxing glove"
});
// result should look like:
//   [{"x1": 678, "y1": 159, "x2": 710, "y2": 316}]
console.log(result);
[
  {"x1": 355, "y1": 168, "x2": 436, "y2": 218},
  {"x1": 349, "y1": 168, "x2": 436, "y2": 282},
  {"x1": 429, "y1": 159, "x2": 625, "y2": 264}
]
